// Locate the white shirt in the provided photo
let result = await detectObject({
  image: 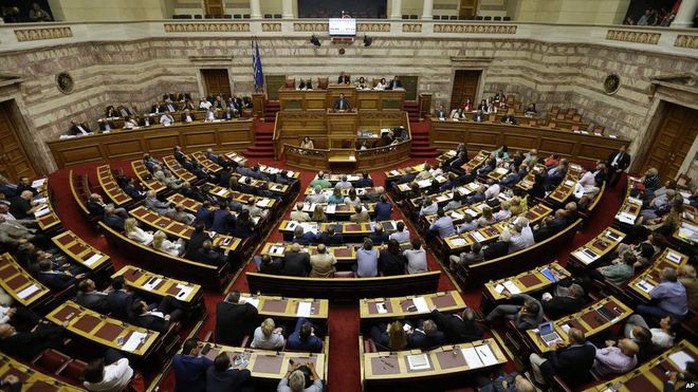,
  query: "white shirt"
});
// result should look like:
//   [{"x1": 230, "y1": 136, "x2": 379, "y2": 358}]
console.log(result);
[
  {"x1": 199, "y1": 101, "x2": 212, "y2": 109},
  {"x1": 84, "y1": 358, "x2": 133, "y2": 392},
  {"x1": 650, "y1": 328, "x2": 674, "y2": 348},
  {"x1": 509, "y1": 225, "x2": 534, "y2": 252},
  {"x1": 159, "y1": 114, "x2": 174, "y2": 126},
  {"x1": 389, "y1": 230, "x2": 410, "y2": 243},
  {"x1": 484, "y1": 184, "x2": 500, "y2": 199}
]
